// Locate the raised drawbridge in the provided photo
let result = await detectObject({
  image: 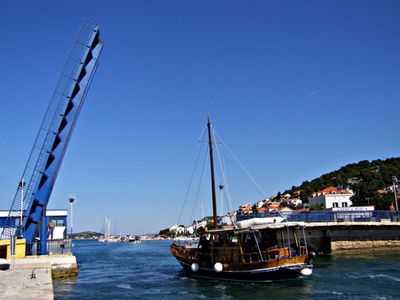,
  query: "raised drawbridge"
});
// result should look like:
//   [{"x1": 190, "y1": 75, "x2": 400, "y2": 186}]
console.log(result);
[{"x1": 0, "y1": 21, "x2": 103, "y2": 255}]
